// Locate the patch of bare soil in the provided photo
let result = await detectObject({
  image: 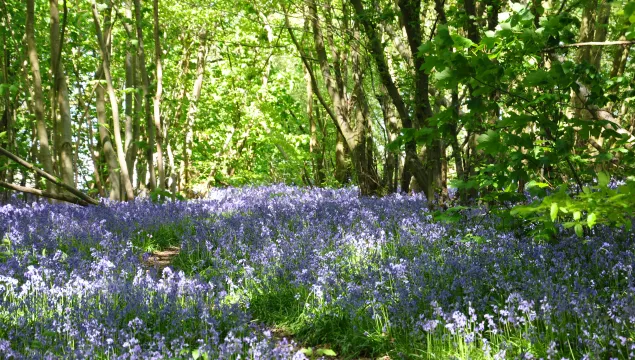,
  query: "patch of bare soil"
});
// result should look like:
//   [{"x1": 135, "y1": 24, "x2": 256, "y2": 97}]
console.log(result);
[{"x1": 140, "y1": 246, "x2": 180, "y2": 273}]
